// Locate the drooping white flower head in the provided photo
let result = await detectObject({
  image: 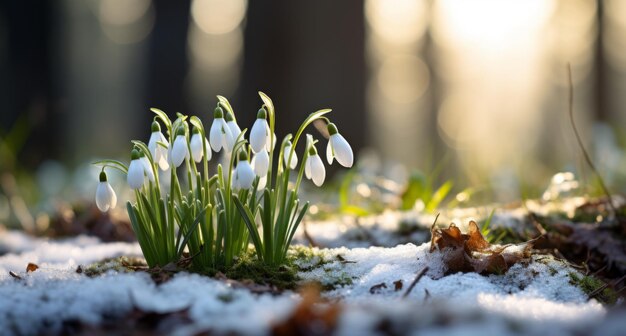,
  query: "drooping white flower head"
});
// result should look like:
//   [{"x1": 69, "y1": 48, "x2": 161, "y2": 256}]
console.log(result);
[
  {"x1": 139, "y1": 153, "x2": 155, "y2": 182},
  {"x1": 147, "y1": 121, "x2": 170, "y2": 170},
  {"x1": 190, "y1": 127, "x2": 211, "y2": 163},
  {"x1": 170, "y1": 127, "x2": 188, "y2": 167},
  {"x1": 250, "y1": 108, "x2": 270, "y2": 153},
  {"x1": 95, "y1": 171, "x2": 117, "y2": 212},
  {"x1": 305, "y1": 145, "x2": 326, "y2": 187},
  {"x1": 283, "y1": 141, "x2": 298, "y2": 169},
  {"x1": 209, "y1": 106, "x2": 234, "y2": 153},
  {"x1": 251, "y1": 149, "x2": 269, "y2": 177},
  {"x1": 128, "y1": 149, "x2": 145, "y2": 190},
  {"x1": 234, "y1": 151, "x2": 255, "y2": 189},
  {"x1": 225, "y1": 111, "x2": 242, "y2": 143},
  {"x1": 326, "y1": 123, "x2": 353, "y2": 168}
]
